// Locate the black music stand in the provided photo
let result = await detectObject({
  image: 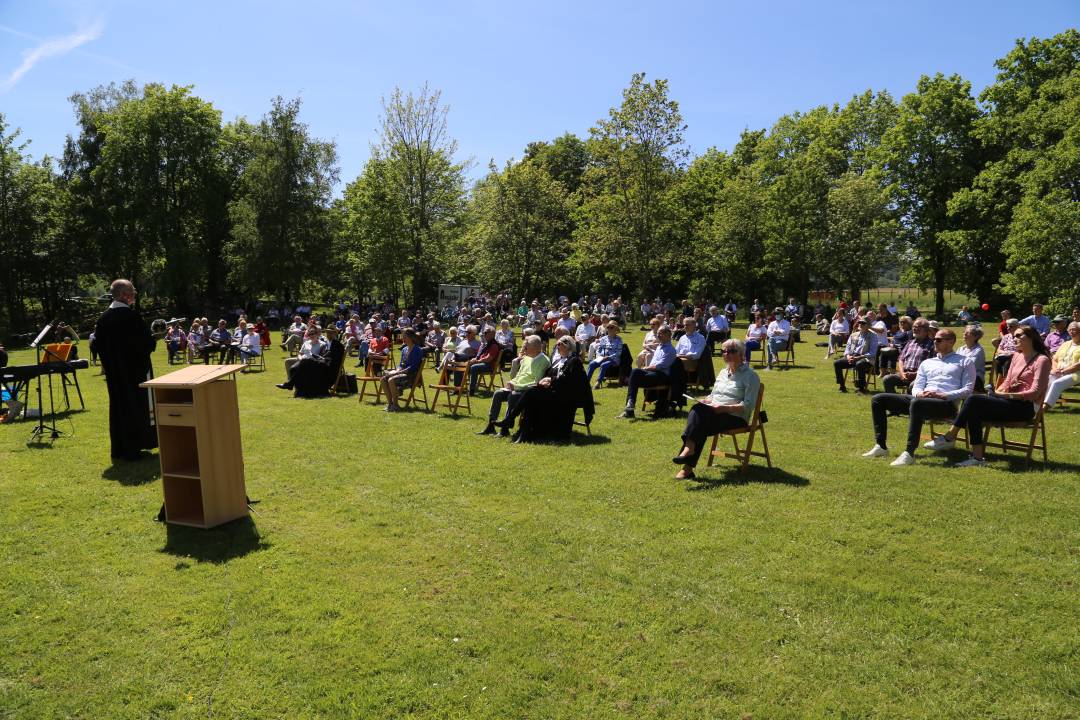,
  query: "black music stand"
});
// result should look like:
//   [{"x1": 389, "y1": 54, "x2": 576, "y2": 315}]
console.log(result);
[{"x1": 28, "y1": 323, "x2": 68, "y2": 444}]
